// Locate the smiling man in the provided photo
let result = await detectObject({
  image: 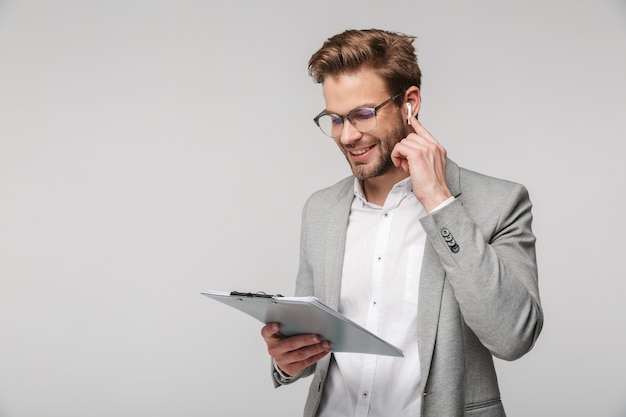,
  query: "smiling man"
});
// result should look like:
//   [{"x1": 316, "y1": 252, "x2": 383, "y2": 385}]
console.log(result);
[{"x1": 261, "y1": 29, "x2": 543, "y2": 417}]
